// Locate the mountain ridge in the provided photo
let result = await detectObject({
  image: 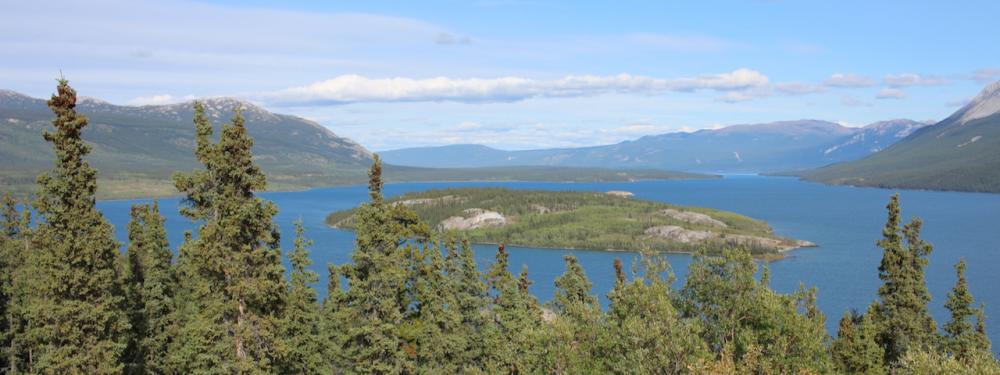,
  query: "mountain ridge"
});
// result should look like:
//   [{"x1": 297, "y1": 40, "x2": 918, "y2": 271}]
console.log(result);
[
  {"x1": 1, "y1": 89, "x2": 373, "y2": 197},
  {"x1": 381, "y1": 119, "x2": 928, "y2": 172},
  {"x1": 798, "y1": 81, "x2": 1000, "y2": 193}
]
